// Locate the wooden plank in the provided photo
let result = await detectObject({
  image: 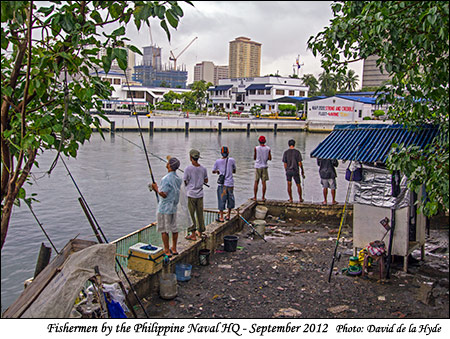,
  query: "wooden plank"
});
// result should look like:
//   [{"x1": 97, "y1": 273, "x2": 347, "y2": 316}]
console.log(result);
[{"x1": 2, "y1": 238, "x2": 96, "y2": 318}]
